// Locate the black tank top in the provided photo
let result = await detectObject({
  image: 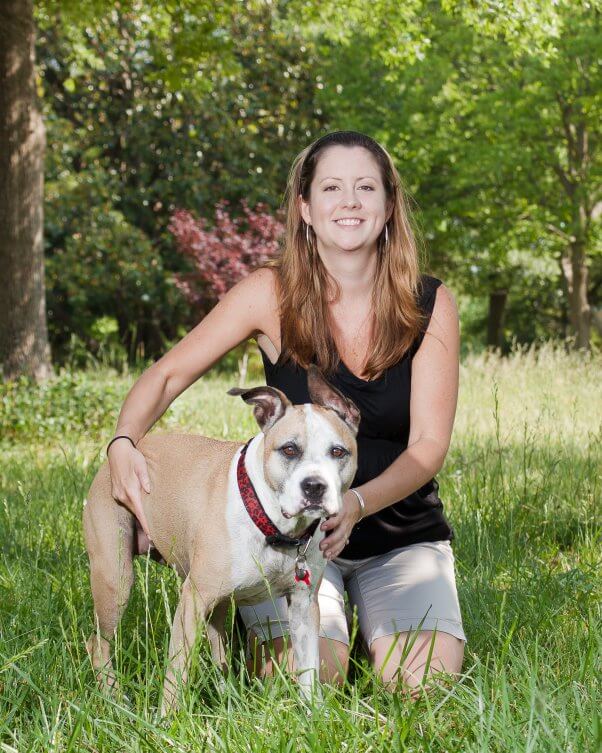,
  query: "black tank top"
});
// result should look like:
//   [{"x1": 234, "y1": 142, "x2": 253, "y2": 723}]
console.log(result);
[{"x1": 259, "y1": 274, "x2": 454, "y2": 559}]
